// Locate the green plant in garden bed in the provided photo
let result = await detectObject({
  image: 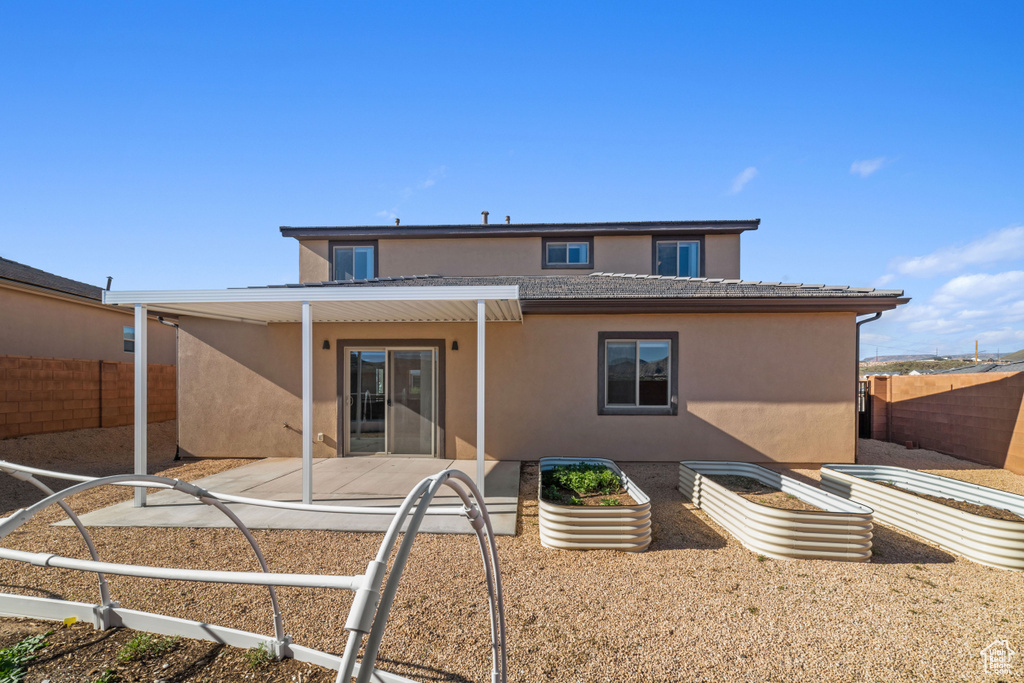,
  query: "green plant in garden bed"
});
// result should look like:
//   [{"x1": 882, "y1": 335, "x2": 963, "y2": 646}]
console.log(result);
[
  {"x1": 243, "y1": 642, "x2": 274, "y2": 669},
  {"x1": 548, "y1": 463, "x2": 623, "y2": 496},
  {"x1": 0, "y1": 630, "x2": 51, "y2": 683},
  {"x1": 116, "y1": 633, "x2": 180, "y2": 663}
]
